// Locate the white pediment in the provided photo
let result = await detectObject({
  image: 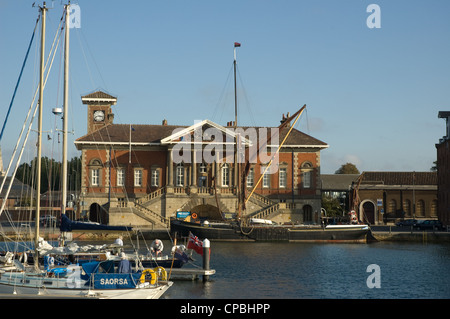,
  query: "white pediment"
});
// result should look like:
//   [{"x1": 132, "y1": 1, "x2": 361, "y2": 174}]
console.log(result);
[{"x1": 160, "y1": 119, "x2": 252, "y2": 146}]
